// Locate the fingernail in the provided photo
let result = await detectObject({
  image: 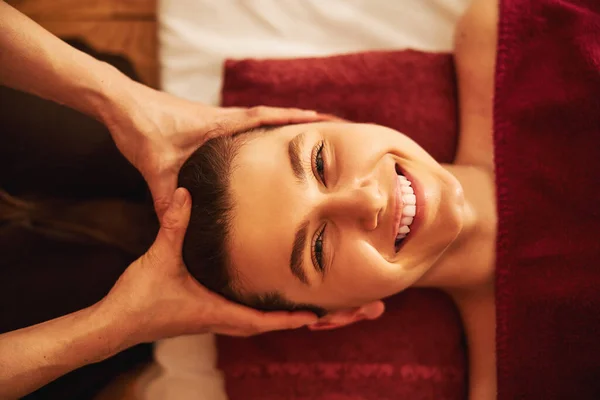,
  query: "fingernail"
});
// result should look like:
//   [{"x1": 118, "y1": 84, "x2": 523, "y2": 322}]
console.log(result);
[
  {"x1": 299, "y1": 317, "x2": 318, "y2": 328},
  {"x1": 173, "y1": 188, "x2": 186, "y2": 208},
  {"x1": 301, "y1": 110, "x2": 317, "y2": 116}
]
